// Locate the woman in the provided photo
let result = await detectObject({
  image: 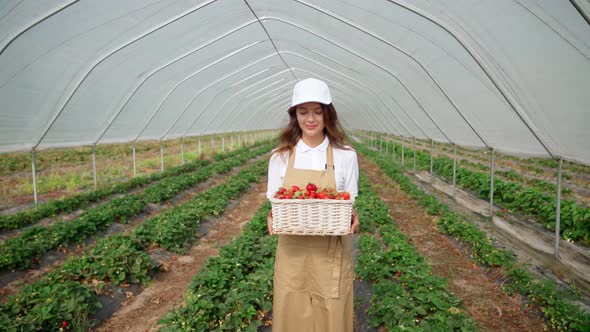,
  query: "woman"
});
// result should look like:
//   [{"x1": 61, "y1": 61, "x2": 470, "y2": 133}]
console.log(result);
[{"x1": 266, "y1": 78, "x2": 359, "y2": 331}]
